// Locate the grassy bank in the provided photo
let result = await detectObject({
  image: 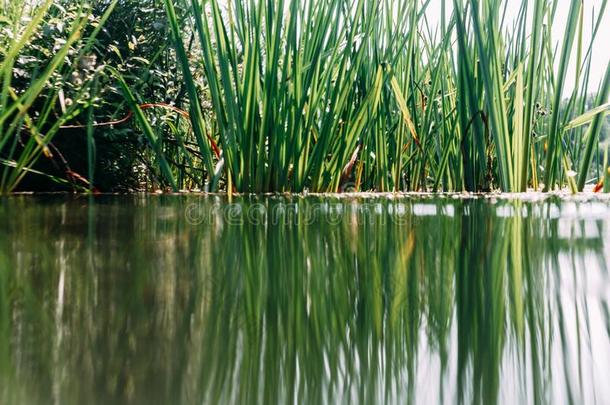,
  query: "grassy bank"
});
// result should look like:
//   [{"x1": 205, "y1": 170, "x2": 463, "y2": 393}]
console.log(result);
[{"x1": 1, "y1": 0, "x2": 609, "y2": 194}]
